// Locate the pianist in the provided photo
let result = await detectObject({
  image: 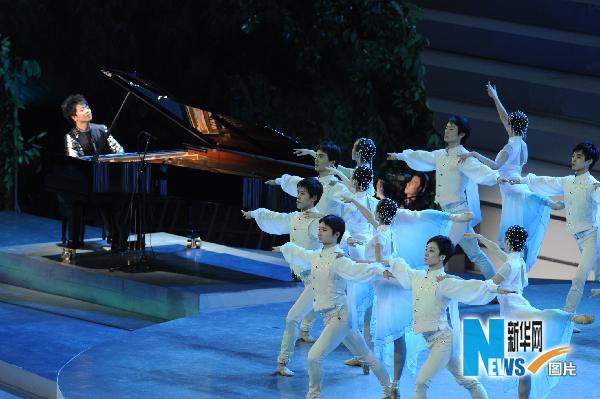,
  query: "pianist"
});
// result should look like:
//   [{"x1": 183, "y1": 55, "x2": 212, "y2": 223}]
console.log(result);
[{"x1": 61, "y1": 94, "x2": 124, "y2": 157}]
